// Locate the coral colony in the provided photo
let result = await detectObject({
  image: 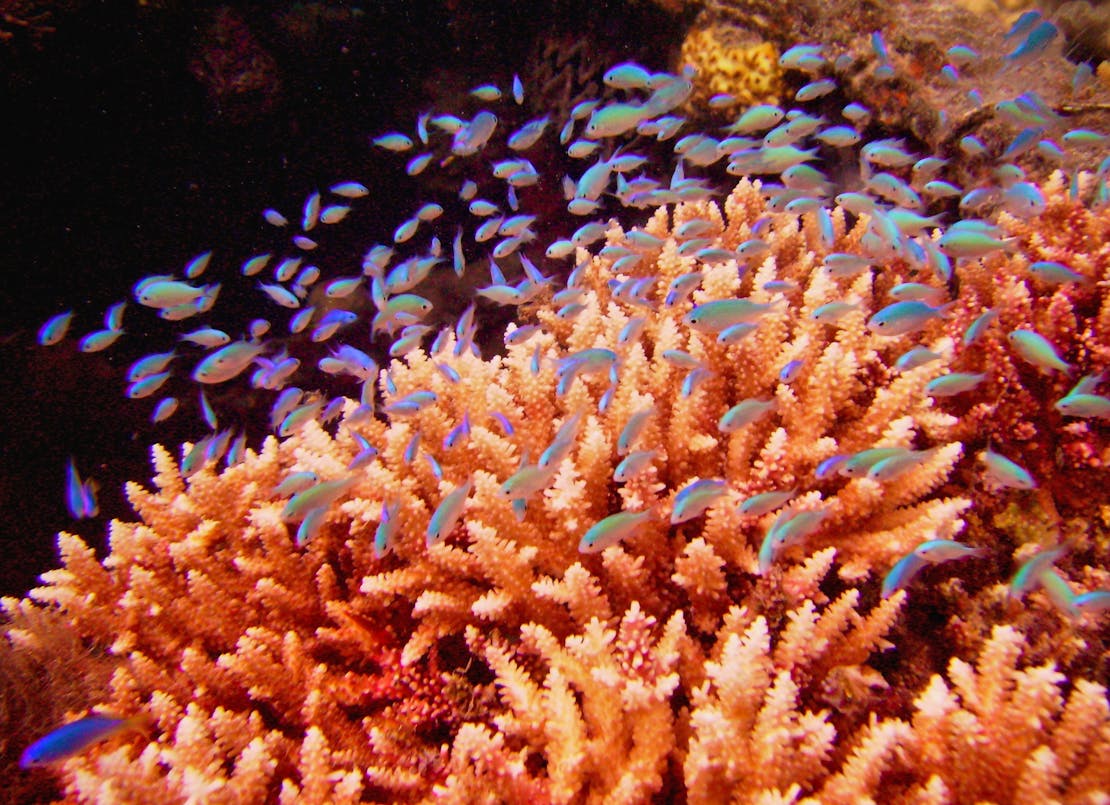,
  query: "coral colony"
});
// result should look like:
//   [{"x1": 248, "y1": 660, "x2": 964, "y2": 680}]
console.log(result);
[{"x1": 12, "y1": 7, "x2": 1110, "y2": 803}]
